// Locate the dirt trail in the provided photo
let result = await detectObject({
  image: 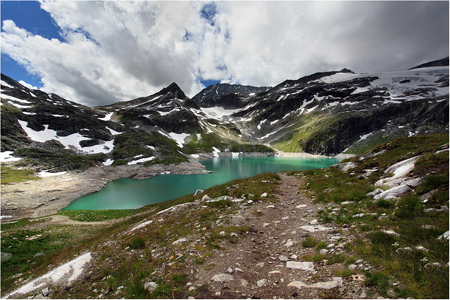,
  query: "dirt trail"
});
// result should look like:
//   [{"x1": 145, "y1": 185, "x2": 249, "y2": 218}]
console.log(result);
[{"x1": 170, "y1": 173, "x2": 371, "y2": 299}]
